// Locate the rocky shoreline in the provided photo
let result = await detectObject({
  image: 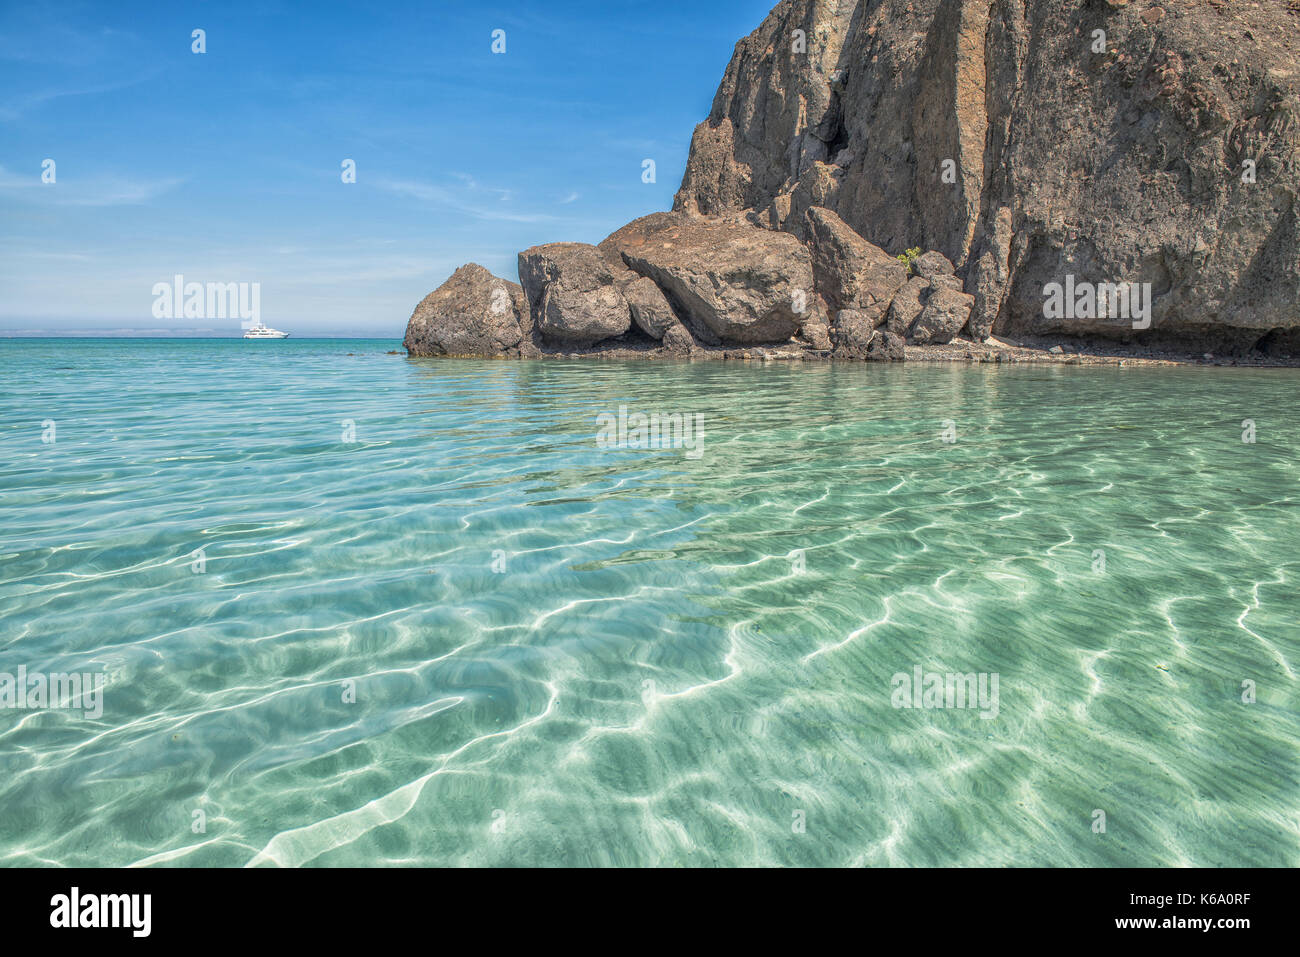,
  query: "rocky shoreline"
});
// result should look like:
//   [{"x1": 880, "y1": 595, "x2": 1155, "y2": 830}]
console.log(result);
[
  {"x1": 404, "y1": 0, "x2": 1299, "y2": 367},
  {"x1": 402, "y1": 333, "x2": 1300, "y2": 369}
]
